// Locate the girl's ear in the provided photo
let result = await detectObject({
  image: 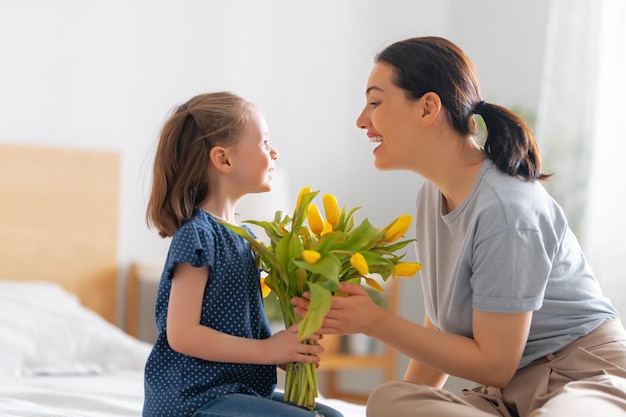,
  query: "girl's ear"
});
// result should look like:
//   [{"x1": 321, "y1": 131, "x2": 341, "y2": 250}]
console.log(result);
[
  {"x1": 418, "y1": 92, "x2": 442, "y2": 126},
  {"x1": 209, "y1": 146, "x2": 232, "y2": 173}
]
